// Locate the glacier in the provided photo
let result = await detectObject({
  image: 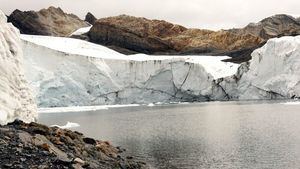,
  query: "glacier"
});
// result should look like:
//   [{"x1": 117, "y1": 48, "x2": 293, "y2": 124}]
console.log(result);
[
  {"x1": 21, "y1": 35, "x2": 239, "y2": 107},
  {"x1": 0, "y1": 11, "x2": 37, "y2": 124},
  {"x1": 21, "y1": 27, "x2": 300, "y2": 108},
  {"x1": 219, "y1": 36, "x2": 300, "y2": 100},
  {"x1": 239, "y1": 36, "x2": 300, "y2": 99}
]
